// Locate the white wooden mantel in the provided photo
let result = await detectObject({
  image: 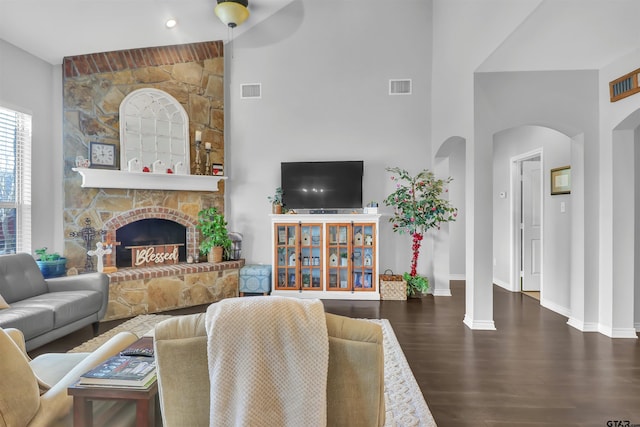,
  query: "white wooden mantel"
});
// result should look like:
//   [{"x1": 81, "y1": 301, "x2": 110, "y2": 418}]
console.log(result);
[{"x1": 73, "y1": 168, "x2": 226, "y2": 192}]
